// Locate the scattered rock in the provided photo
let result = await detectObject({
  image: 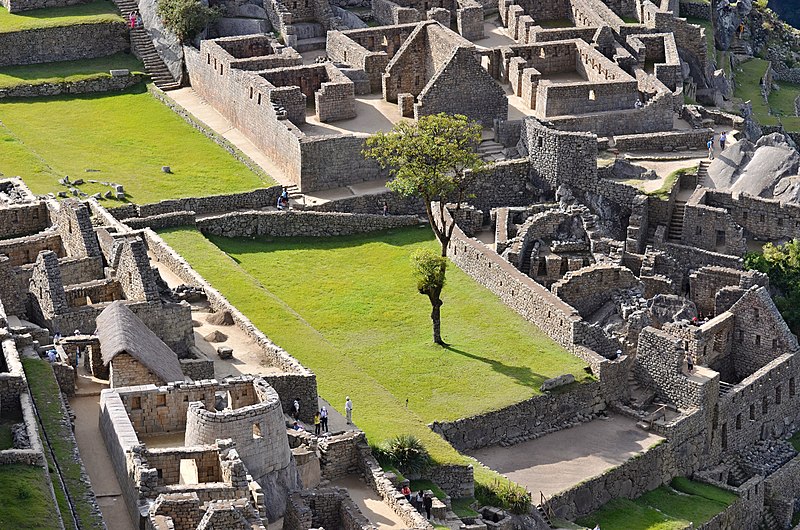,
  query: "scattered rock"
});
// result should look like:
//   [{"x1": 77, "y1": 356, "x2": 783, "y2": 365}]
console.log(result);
[
  {"x1": 57, "y1": 191, "x2": 68, "y2": 198},
  {"x1": 204, "y1": 330, "x2": 228, "y2": 343},
  {"x1": 104, "y1": 191, "x2": 113, "y2": 199},
  {"x1": 217, "y1": 346, "x2": 234, "y2": 359},
  {"x1": 72, "y1": 178, "x2": 85, "y2": 185},
  {"x1": 540, "y1": 374, "x2": 576, "y2": 391},
  {"x1": 207, "y1": 310, "x2": 235, "y2": 326},
  {"x1": 161, "y1": 166, "x2": 172, "y2": 174}
]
